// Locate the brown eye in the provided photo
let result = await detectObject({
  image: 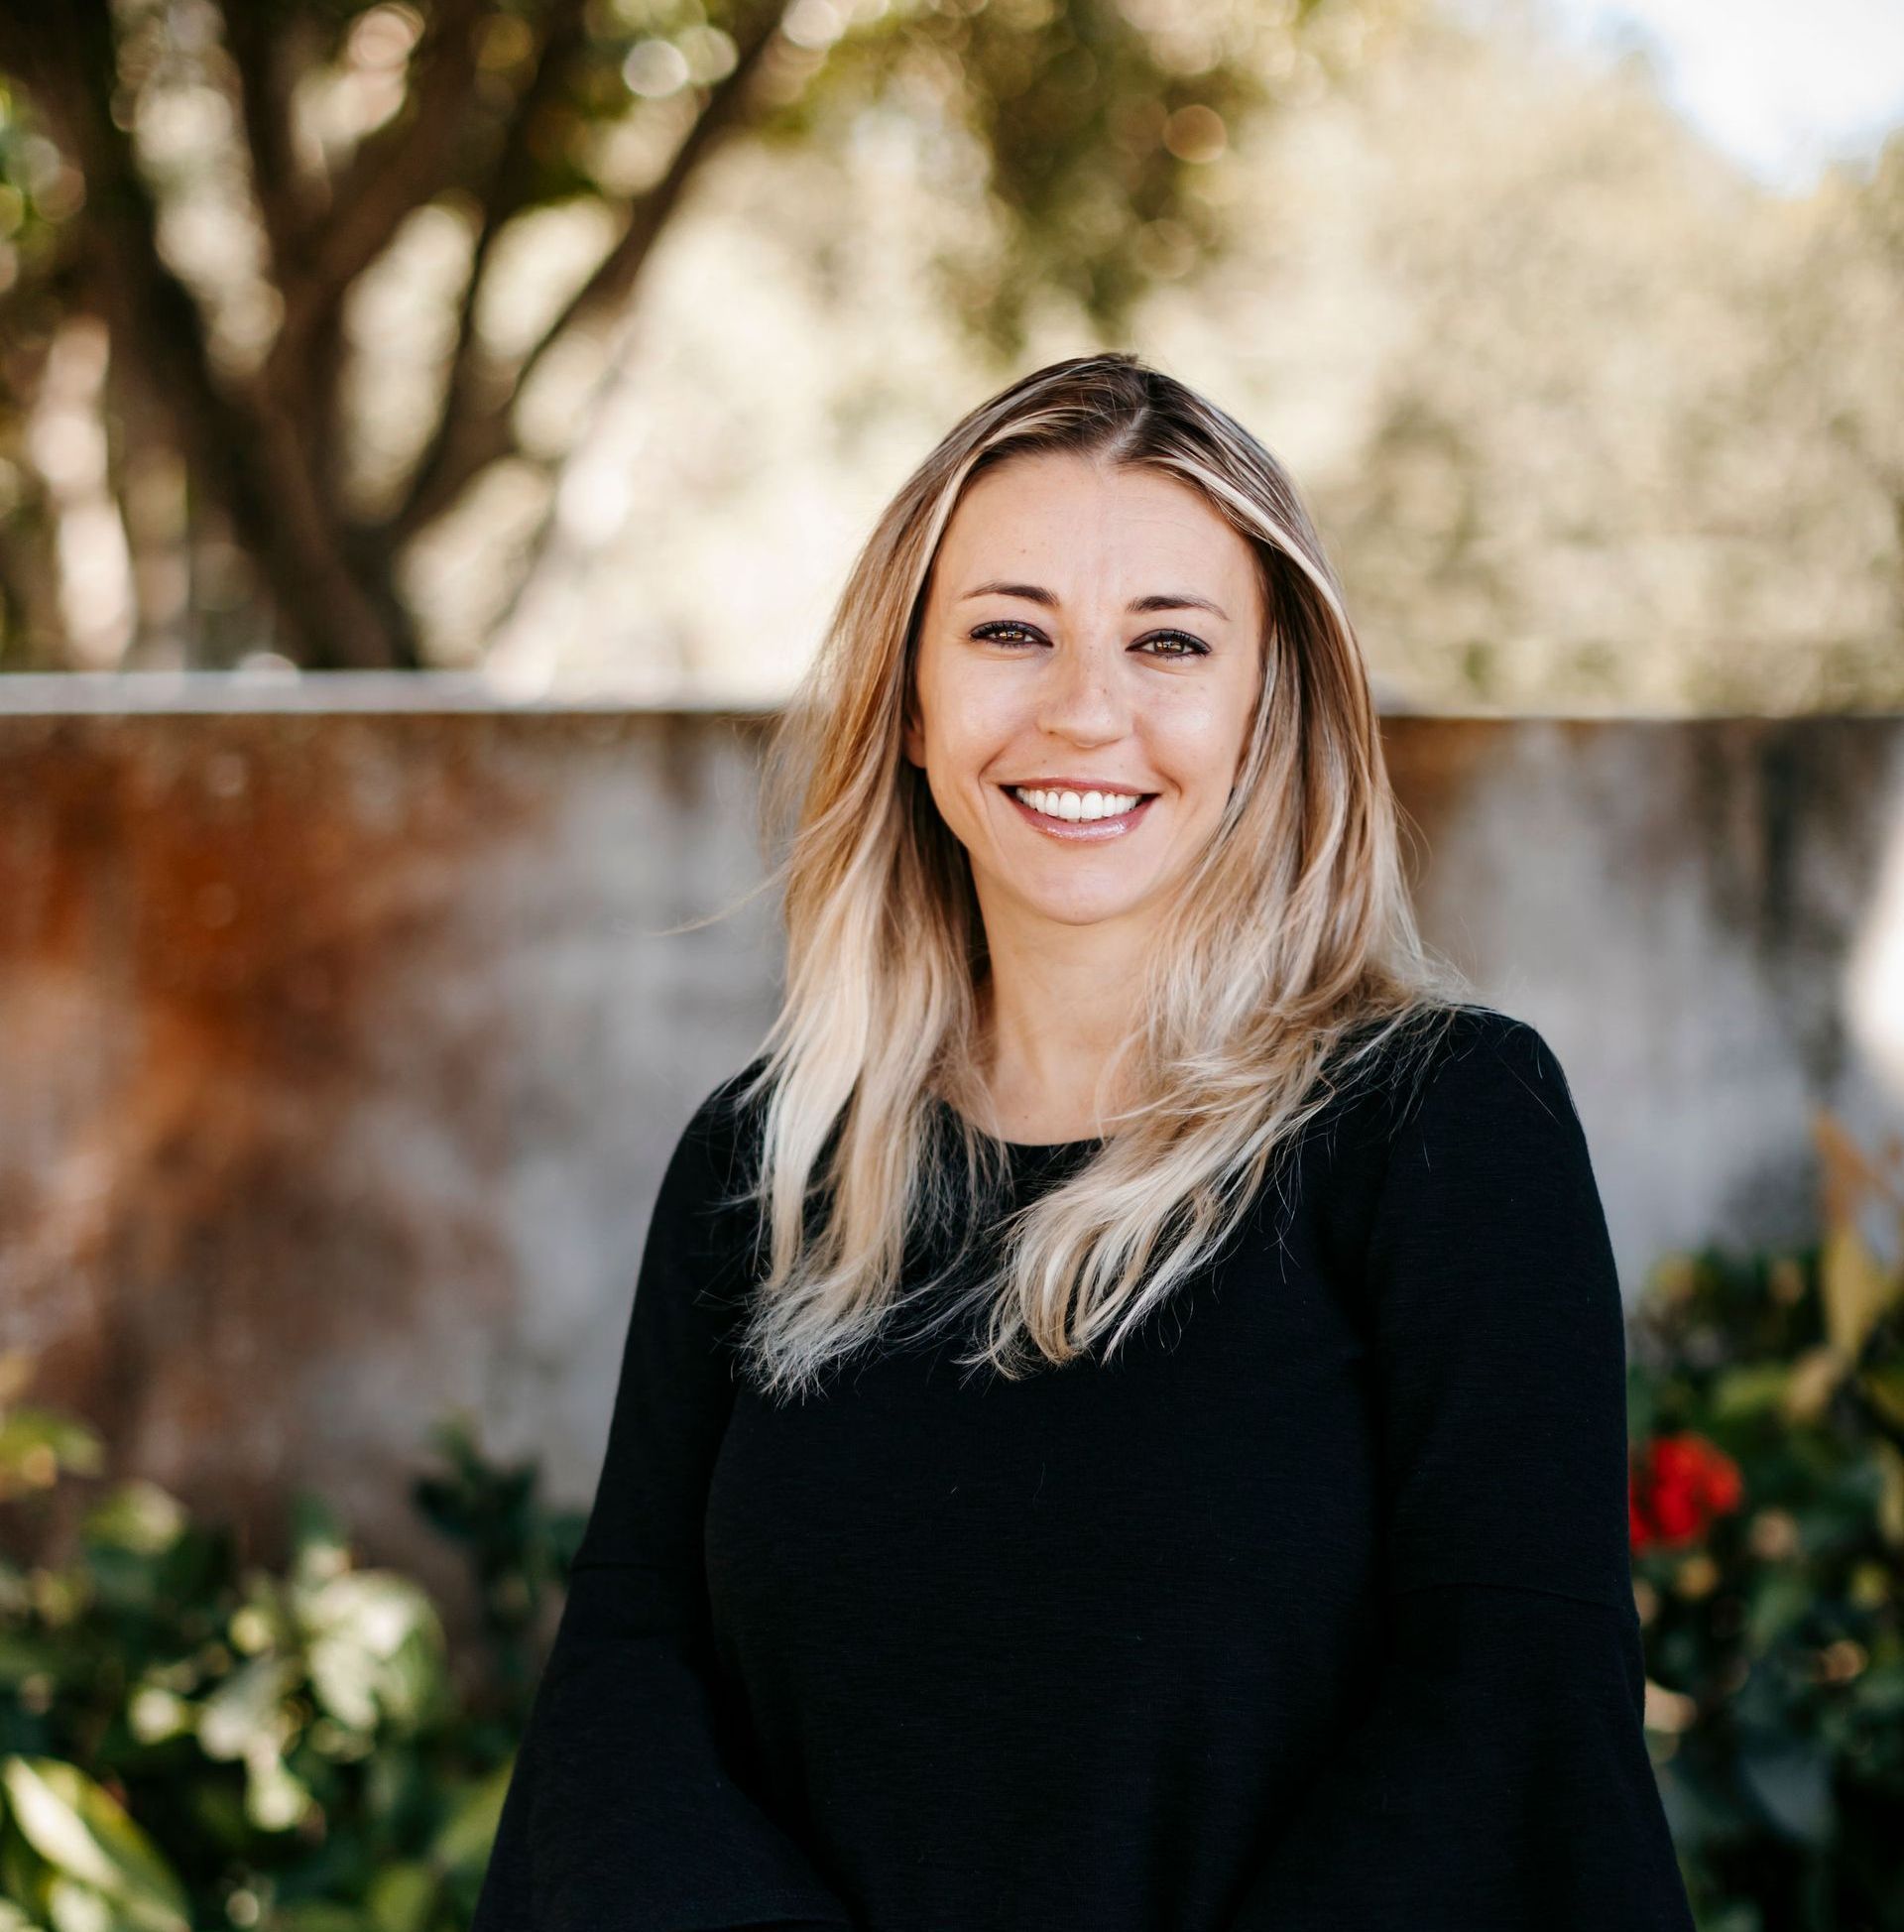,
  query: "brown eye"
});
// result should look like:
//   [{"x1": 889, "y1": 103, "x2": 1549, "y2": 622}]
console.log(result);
[{"x1": 972, "y1": 622, "x2": 1208, "y2": 657}]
